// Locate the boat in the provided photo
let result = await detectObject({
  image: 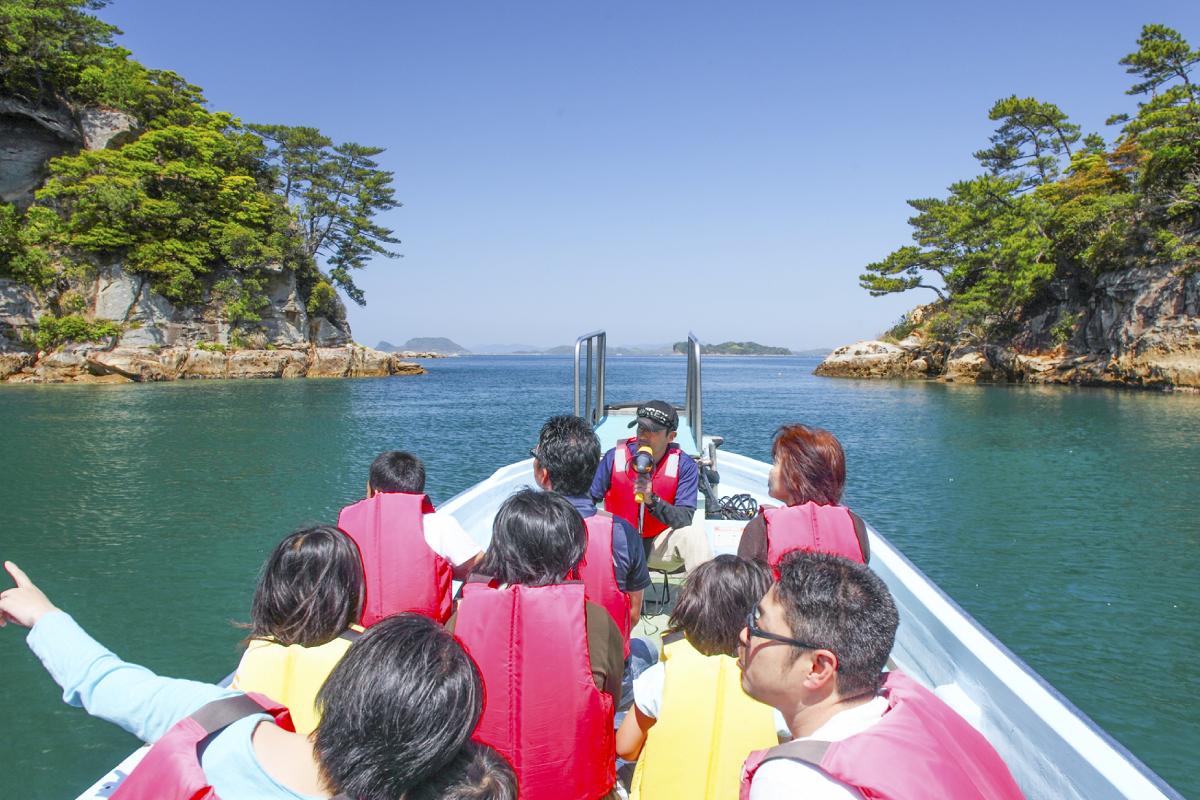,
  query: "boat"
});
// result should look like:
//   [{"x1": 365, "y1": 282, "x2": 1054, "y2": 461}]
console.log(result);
[{"x1": 76, "y1": 331, "x2": 1183, "y2": 800}]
